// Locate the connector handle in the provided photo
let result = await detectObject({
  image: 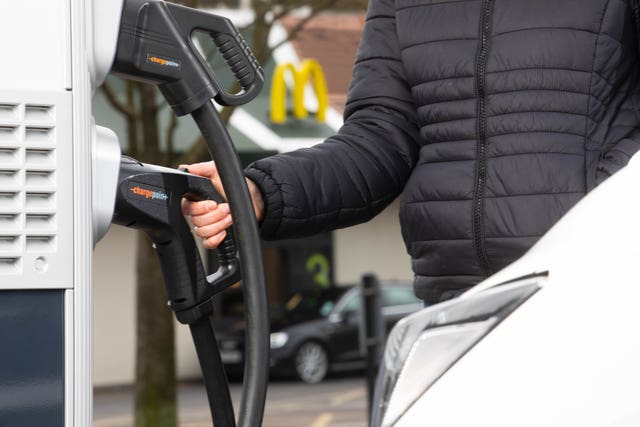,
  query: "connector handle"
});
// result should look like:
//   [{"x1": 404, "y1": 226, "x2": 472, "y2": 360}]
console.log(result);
[
  {"x1": 112, "y1": 158, "x2": 240, "y2": 318},
  {"x1": 182, "y1": 172, "x2": 238, "y2": 271},
  {"x1": 166, "y1": 3, "x2": 264, "y2": 106},
  {"x1": 210, "y1": 31, "x2": 263, "y2": 106}
]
